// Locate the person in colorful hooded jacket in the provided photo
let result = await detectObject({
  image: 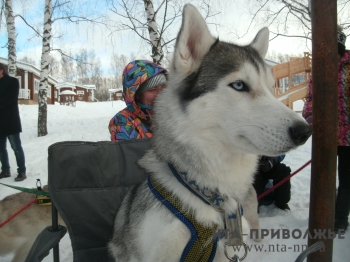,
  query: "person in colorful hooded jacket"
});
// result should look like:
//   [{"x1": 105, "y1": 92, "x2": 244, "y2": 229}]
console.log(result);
[
  {"x1": 108, "y1": 60, "x2": 167, "y2": 141},
  {"x1": 302, "y1": 25, "x2": 350, "y2": 233}
]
